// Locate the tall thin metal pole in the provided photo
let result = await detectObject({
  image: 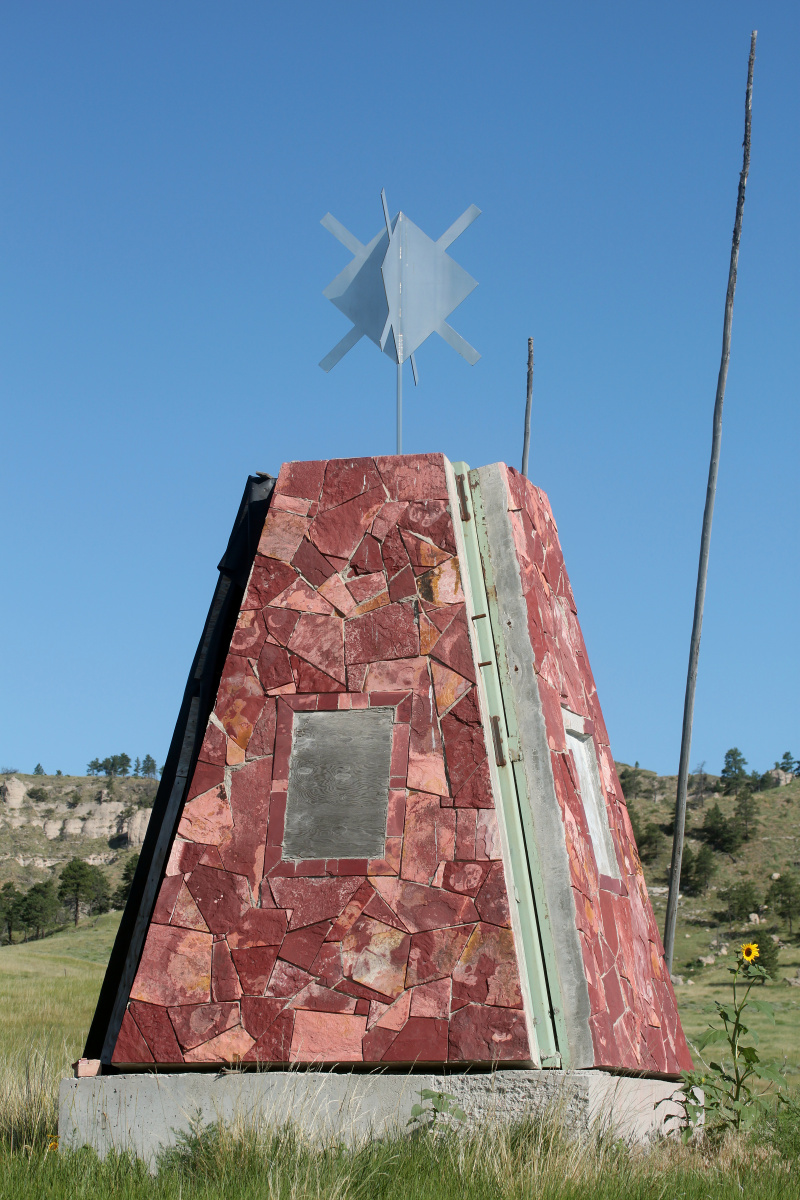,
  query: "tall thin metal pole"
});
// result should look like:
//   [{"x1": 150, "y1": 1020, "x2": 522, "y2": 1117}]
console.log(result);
[
  {"x1": 396, "y1": 361, "x2": 402, "y2": 454},
  {"x1": 521, "y1": 337, "x2": 534, "y2": 477},
  {"x1": 664, "y1": 30, "x2": 756, "y2": 974}
]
